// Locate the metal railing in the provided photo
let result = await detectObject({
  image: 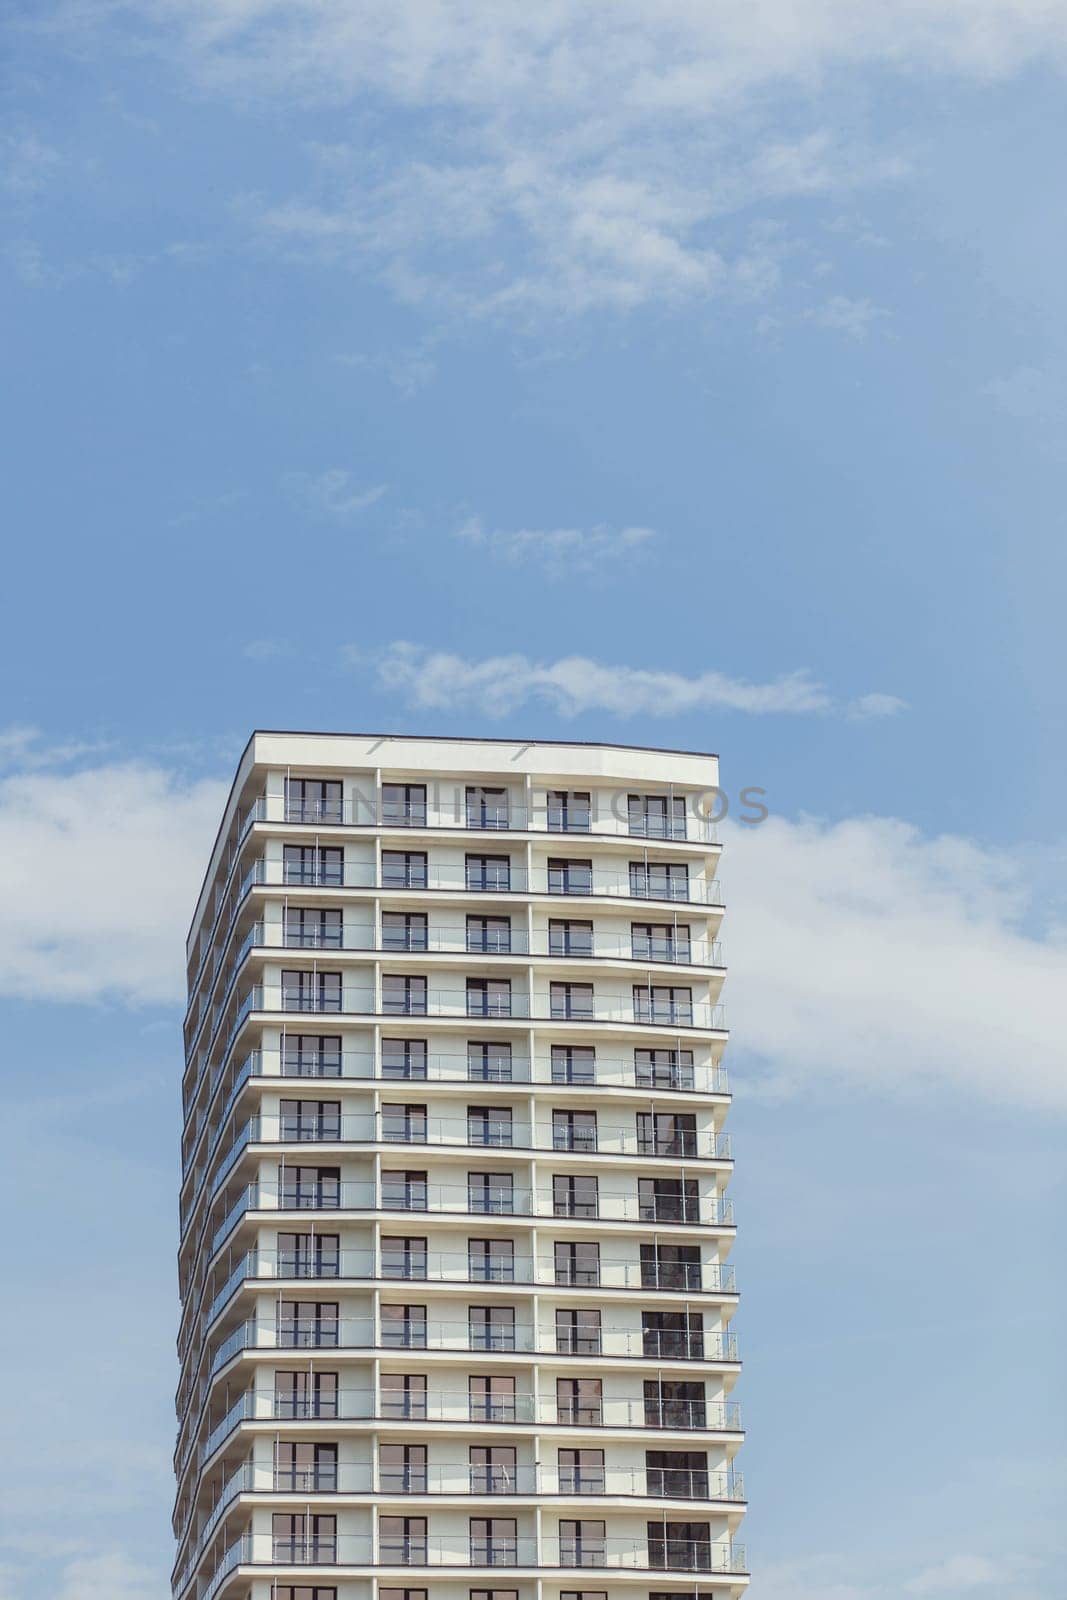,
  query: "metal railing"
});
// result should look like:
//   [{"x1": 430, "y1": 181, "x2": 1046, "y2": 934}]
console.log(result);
[
  {"x1": 250, "y1": 857, "x2": 723, "y2": 905},
  {"x1": 244, "y1": 792, "x2": 720, "y2": 844},
  {"x1": 246, "y1": 921, "x2": 724, "y2": 967}
]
